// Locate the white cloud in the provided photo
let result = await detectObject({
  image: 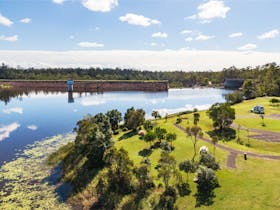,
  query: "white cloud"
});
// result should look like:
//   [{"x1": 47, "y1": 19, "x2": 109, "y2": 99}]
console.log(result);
[
  {"x1": 120, "y1": 13, "x2": 160, "y2": 27},
  {"x1": 0, "y1": 14, "x2": 13, "y2": 26},
  {"x1": 150, "y1": 42, "x2": 157, "y2": 46},
  {"x1": 0, "y1": 35, "x2": 18, "y2": 42},
  {"x1": 188, "y1": 0, "x2": 230, "y2": 23},
  {"x1": 1, "y1": 50, "x2": 280, "y2": 71},
  {"x1": 185, "y1": 37, "x2": 193, "y2": 42},
  {"x1": 229, "y1": 32, "x2": 243, "y2": 38},
  {"x1": 237, "y1": 43, "x2": 257, "y2": 51},
  {"x1": 82, "y1": 0, "x2": 118, "y2": 12},
  {"x1": 181, "y1": 30, "x2": 193, "y2": 35},
  {"x1": 78, "y1": 42, "x2": 104, "y2": 48},
  {"x1": 185, "y1": 15, "x2": 197, "y2": 20},
  {"x1": 152, "y1": 32, "x2": 168, "y2": 38},
  {"x1": 52, "y1": 0, "x2": 66, "y2": 4},
  {"x1": 0, "y1": 123, "x2": 20, "y2": 141},
  {"x1": 3, "y1": 107, "x2": 23, "y2": 114},
  {"x1": 20, "y1": 18, "x2": 31, "y2": 24},
  {"x1": 195, "y1": 34, "x2": 215, "y2": 41},
  {"x1": 27, "y1": 125, "x2": 38, "y2": 131},
  {"x1": 258, "y1": 29, "x2": 279, "y2": 40}
]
